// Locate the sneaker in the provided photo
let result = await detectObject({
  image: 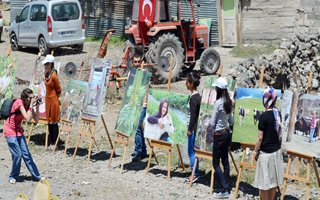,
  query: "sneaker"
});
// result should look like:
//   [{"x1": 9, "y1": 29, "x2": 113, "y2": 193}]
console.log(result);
[
  {"x1": 214, "y1": 192, "x2": 229, "y2": 199},
  {"x1": 9, "y1": 178, "x2": 16, "y2": 184},
  {"x1": 188, "y1": 175, "x2": 200, "y2": 183}
]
